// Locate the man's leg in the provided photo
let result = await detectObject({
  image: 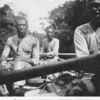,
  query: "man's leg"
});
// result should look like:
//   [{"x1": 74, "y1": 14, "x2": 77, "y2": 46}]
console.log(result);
[
  {"x1": 0, "y1": 85, "x2": 9, "y2": 96},
  {"x1": 91, "y1": 74, "x2": 100, "y2": 96}
]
